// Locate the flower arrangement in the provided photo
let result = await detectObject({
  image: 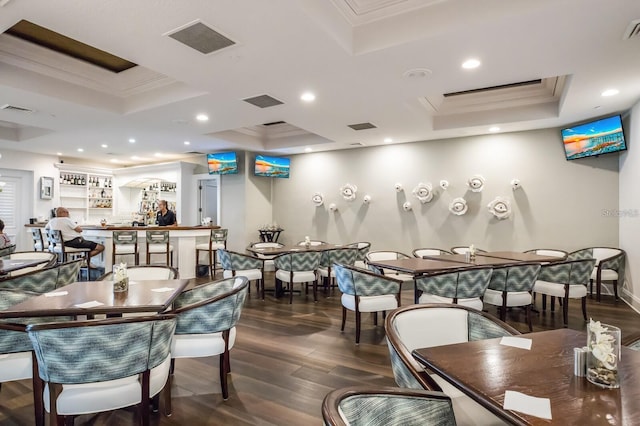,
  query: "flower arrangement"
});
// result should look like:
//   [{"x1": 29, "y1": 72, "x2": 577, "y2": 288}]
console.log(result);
[
  {"x1": 304, "y1": 236, "x2": 311, "y2": 248},
  {"x1": 587, "y1": 319, "x2": 620, "y2": 388},
  {"x1": 113, "y1": 262, "x2": 129, "y2": 293}
]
